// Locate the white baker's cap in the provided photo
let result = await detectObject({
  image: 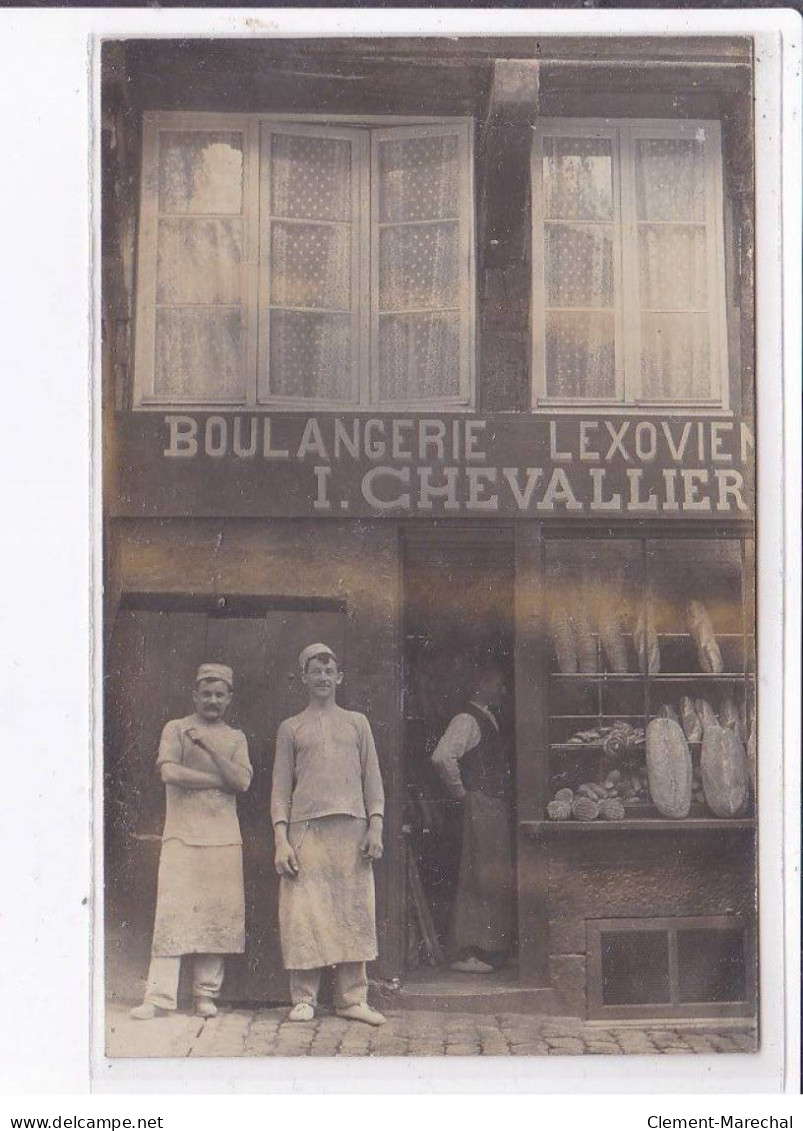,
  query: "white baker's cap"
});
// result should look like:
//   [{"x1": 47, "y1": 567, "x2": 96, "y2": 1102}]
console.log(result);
[
  {"x1": 196, "y1": 663, "x2": 234, "y2": 688},
  {"x1": 298, "y1": 643, "x2": 337, "y2": 671}
]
